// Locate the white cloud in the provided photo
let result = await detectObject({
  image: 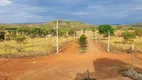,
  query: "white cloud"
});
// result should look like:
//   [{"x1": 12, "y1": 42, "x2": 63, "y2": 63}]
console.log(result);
[
  {"x1": 0, "y1": 12, "x2": 55, "y2": 23},
  {"x1": 0, "y1": 0, "x2": 141, "y2": 23},
  {"x1": 0, "y1": 0, "x2": 12, "y2": 6},
  {"x1": 87, "y1": 1, "x2": 142, "y2": 19},
  {"x1": 0, "y1": 3, "x2": 53, "y2": 23},
  {"x1": 22, "y1": 5, "x2": 48, "y2": 12}
]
